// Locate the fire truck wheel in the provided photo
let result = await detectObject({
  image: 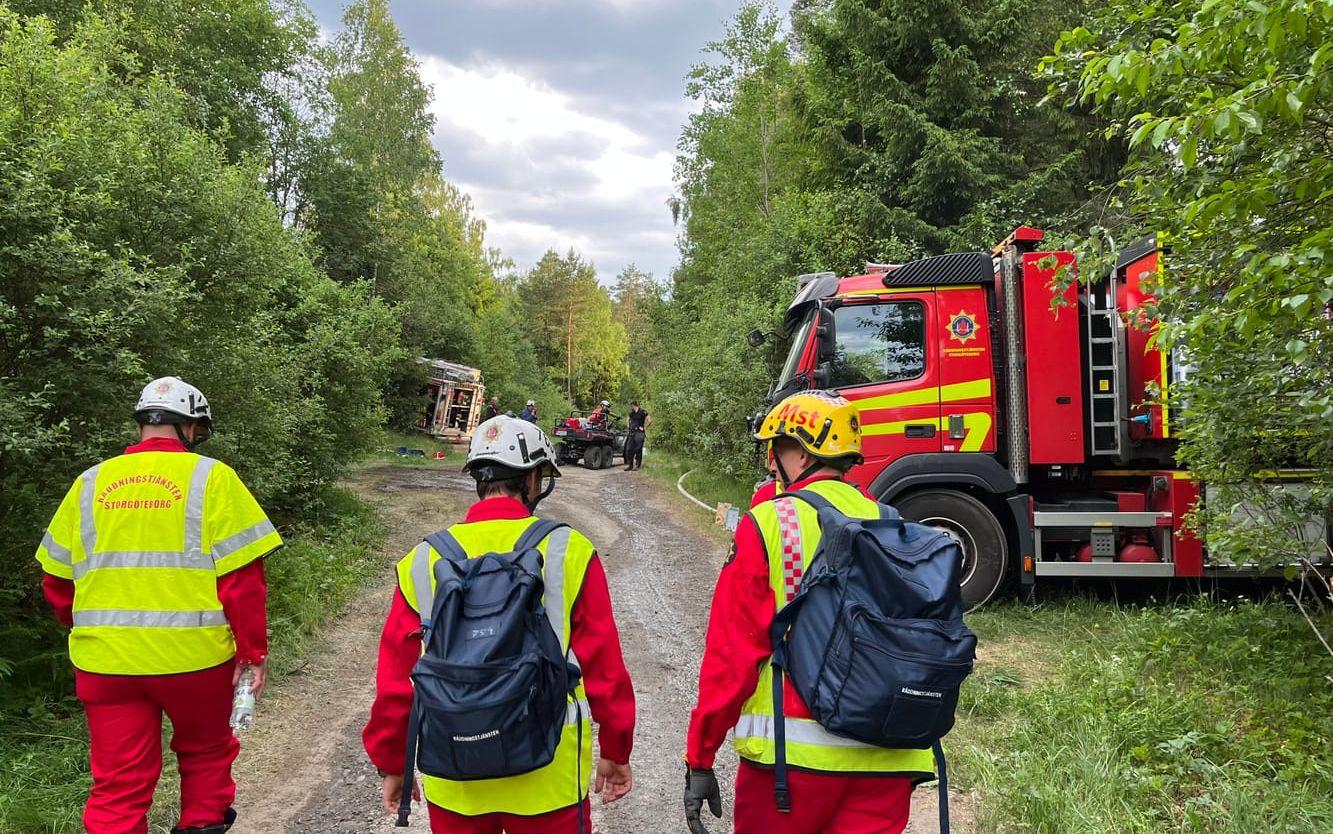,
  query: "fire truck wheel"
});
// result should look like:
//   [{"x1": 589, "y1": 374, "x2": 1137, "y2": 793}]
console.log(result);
[{"x1": 894, "y1": 489, "x2": 1007, "y2": 611}]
